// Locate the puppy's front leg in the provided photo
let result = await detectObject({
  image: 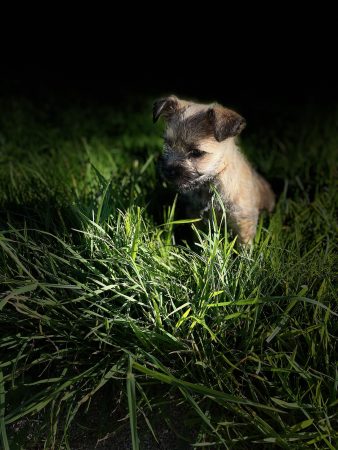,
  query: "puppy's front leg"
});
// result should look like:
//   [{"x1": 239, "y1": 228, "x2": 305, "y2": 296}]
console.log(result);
[{"x1": 231, "y1": 209, "x2": 259, "y2": 245}]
